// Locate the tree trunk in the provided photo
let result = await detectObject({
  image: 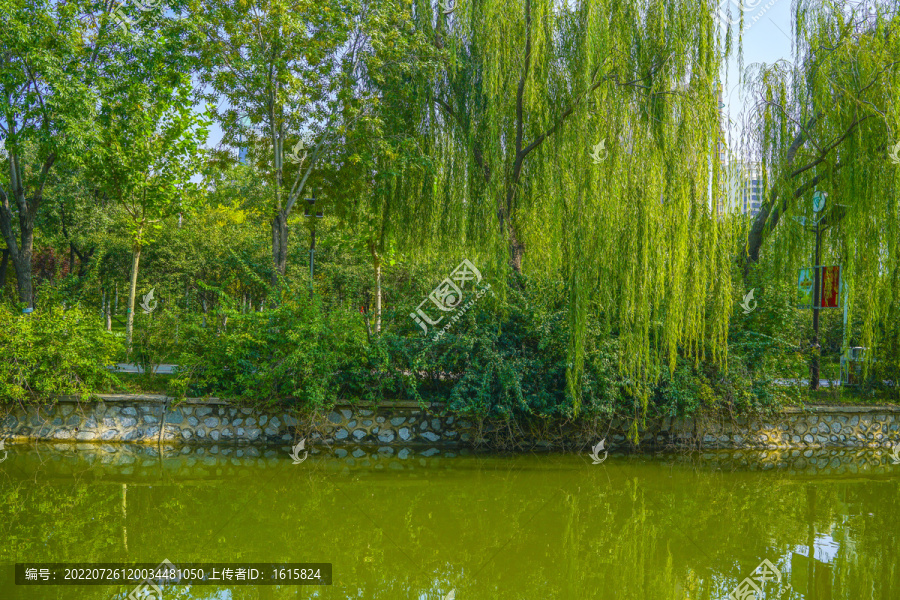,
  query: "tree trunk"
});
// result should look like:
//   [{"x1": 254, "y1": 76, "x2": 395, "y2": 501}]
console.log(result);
[
  {"x1": 508, "y1": 223, "x2": 525, "y2": 274},
  {"x1": 271, "y1": 211, "x2": 288, "y2": 286},
  {"x1": 10, "y1": 248, "x2": 33, "y2": 307},
  {"x1": 0, "y1": 248, "x2": 8, "y2": 289},
  {"x1": 126, "y1": 243, "x2": 142, "y2": 351},
  {"x1": 105, "y1": 291, "x2": 112, "y2": 331},
  {"x1": 0, "y1": 151, "x2": 52, "y2": 309},
  {"x1": 0, "y1": 210, "x2": 35, "y2": 306},
  {"x1": 810, "y1": 225, "x2": 822, "y2": 391},
  {"x1": 368, "y1": 242, "x2": 382, "y2": 333}
]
